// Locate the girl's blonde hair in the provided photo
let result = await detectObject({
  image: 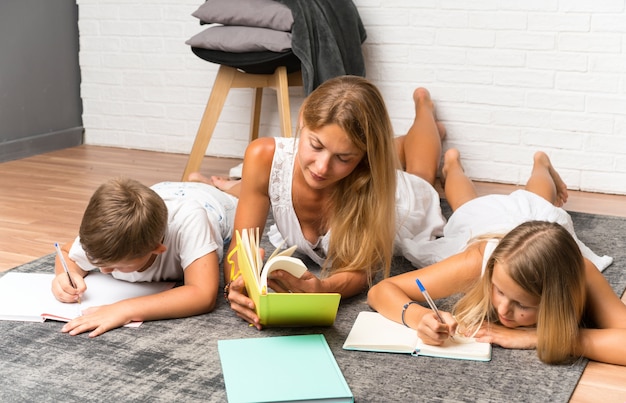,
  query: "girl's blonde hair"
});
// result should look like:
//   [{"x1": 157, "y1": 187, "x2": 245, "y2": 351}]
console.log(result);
[
  {"x1": 299, "y1": 75, "x2": 399, "y2": 283},
  {"x1": 79, "y1": 177, "x2": 168, "y2": 265},
  {"x1": 454, "y1": 221, "x2": 586, "y2": 364}
]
